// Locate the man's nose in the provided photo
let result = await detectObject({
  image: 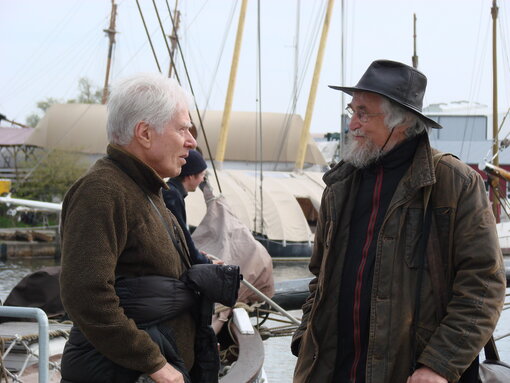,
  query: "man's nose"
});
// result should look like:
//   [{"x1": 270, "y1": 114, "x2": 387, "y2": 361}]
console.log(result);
[
  {"x1": 185, "y1": 129, "x2": 197, "y2": 149},
  {"x1": 349, "y1": 116, "x2": 360, "y2": 131}
]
